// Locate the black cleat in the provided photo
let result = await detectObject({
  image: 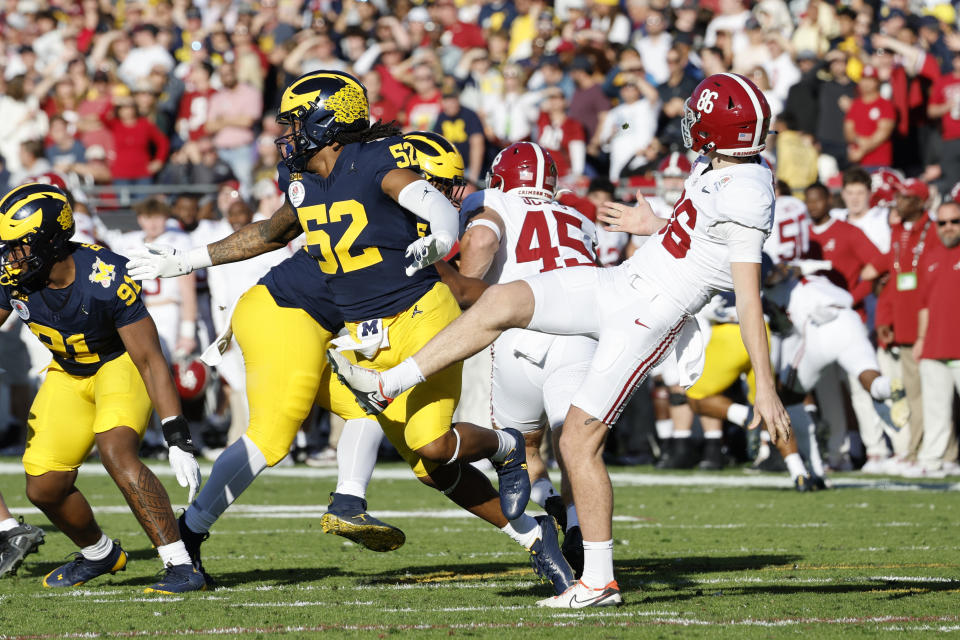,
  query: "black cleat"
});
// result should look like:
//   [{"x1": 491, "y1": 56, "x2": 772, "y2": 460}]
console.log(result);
[
  {"x1": 321, "y1": 492, "x2": 405, "y2": 552},
  {"x1": 178, "y1": 515, "x2": 215, "y2": 587},
  {"x1": 528, "y1": 515, "x2": 575, "y2": 595},
  {"x1": 144, "y1": 562, "x2": 207, "y2": 594},
  {"x1": 561, "y1": 524, "x2": 584, "y2": 580},
  {"x1": 544, "y1": 496, "x2": 567, "y2": 532},
  {"x1": 698, "y1": 439, "x2": 726, "y2": 470},
  {"x1": 0, "y1": 518, "x2": 45, "y2": 577},
  {"x1": 794, "y1": 475, "x2": 815, "y2": 492},
  {"x1": 493, "y1": 428, "x2": 530, "y2": 520},
  {"x1": 656, "y1": 437, "x2": 697, "y2": 469}
]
